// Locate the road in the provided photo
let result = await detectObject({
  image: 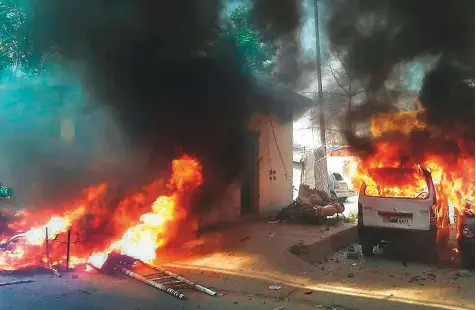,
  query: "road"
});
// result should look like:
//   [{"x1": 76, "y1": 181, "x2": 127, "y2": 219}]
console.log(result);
[{"x1": 0, "y1": 220, "x2": 473, "y2": 310}]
